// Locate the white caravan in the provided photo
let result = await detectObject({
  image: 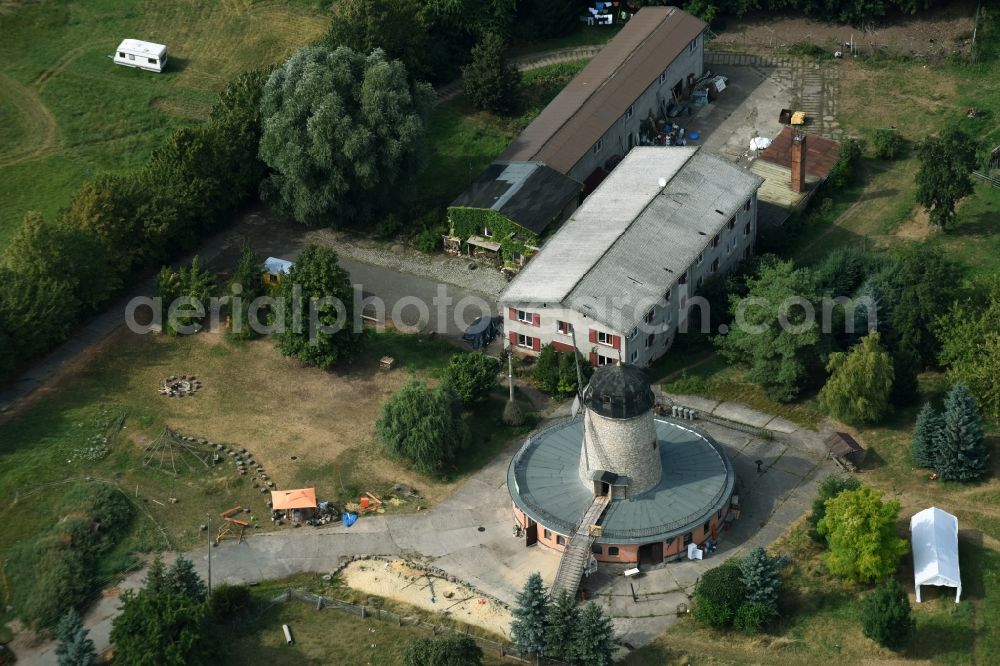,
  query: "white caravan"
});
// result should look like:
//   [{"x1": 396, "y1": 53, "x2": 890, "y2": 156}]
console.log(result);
[{"x1": 113, "y1": 39, "x2": 167, "y2": 72}]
